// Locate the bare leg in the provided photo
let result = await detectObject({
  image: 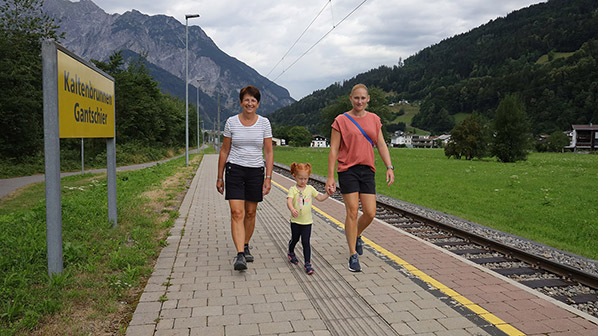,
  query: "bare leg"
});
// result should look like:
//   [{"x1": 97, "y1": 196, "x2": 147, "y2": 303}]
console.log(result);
[
  {"x1": 356, "y1": 193, "x2": 376, "y2": 237},
  {"x1": 229, "y1": 200, "x2": 246, "y2": 253},
  {"x1": 244, "y1": 201, "x2": 258, "y2": 245},
  {"x1": 341, "y1": 192, "x2": 360, "y2": 255}
]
